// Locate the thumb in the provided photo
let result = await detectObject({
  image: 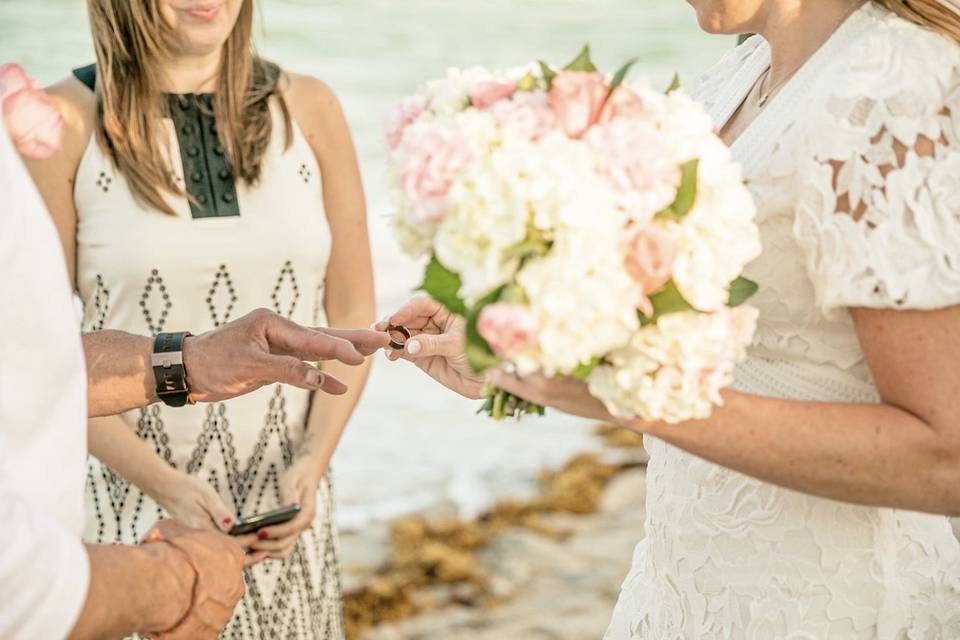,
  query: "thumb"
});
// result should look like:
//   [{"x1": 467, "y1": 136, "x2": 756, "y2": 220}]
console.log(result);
[
  {"x1": 404, "y1": 332, "x2": 462, "y2": 359},
  {"x1": 202, "y1": 490, "x2": 236, "y2": 533}
]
